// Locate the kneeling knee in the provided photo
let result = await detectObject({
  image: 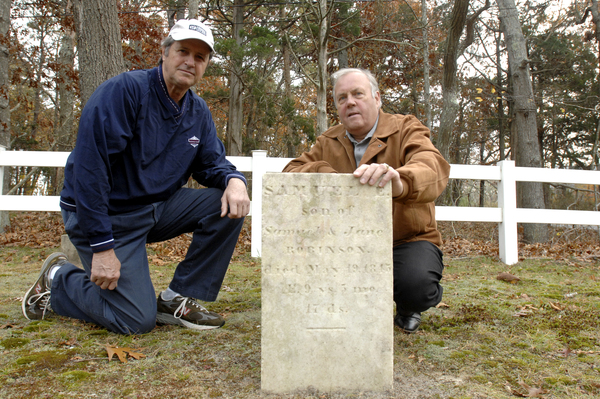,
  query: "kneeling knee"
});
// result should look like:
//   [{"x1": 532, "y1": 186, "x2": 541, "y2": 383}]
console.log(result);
[{"x1": 111, "y1": 312, "x2": 156, "y2": 335}]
